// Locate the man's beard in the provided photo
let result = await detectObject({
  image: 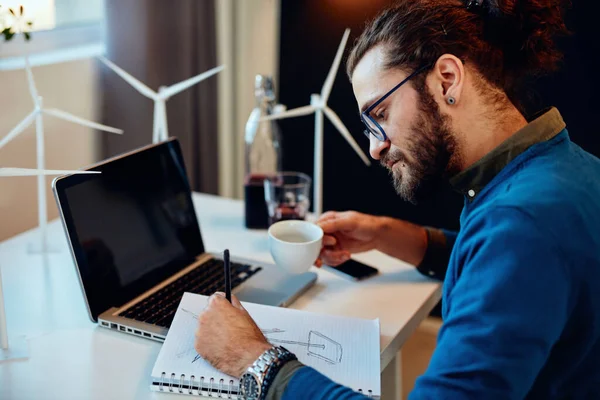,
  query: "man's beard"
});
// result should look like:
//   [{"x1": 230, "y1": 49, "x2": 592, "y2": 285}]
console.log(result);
[{"x1": 381, "y1": 88, "x2": 459, "y2": 204}]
